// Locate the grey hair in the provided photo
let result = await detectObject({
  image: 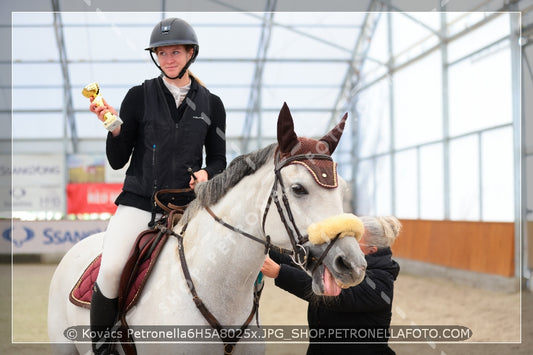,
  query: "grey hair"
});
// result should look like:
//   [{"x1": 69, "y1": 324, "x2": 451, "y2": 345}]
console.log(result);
[
  {"x1": 180, "y1": 143, "x2": 277, "y2": 225},
  {"x1": 359, "y1": 216, "x2": 402, "y2": 247}
]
